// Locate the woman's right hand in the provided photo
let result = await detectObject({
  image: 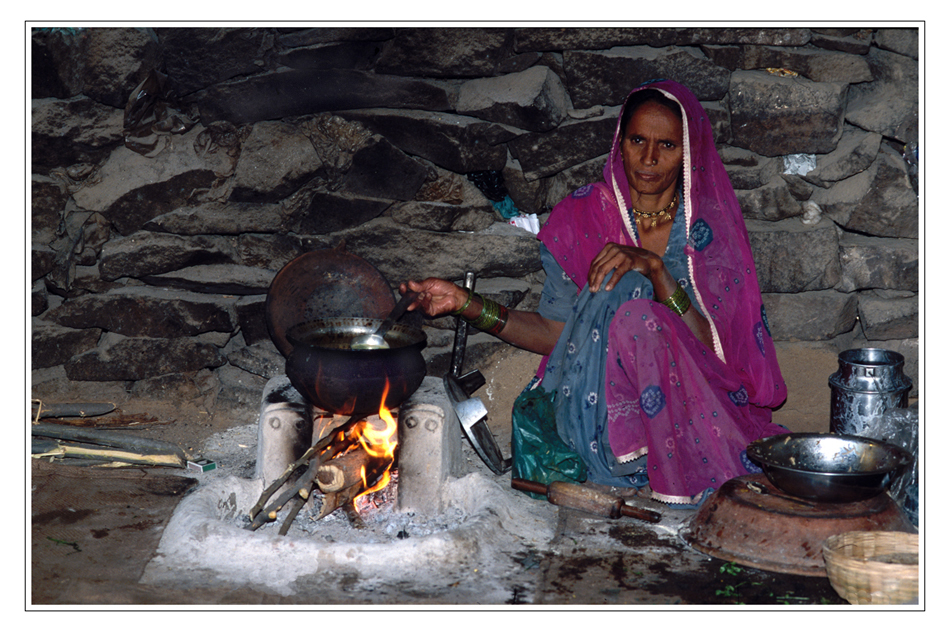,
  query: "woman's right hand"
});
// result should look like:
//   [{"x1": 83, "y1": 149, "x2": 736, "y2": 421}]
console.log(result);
[
  {"x1": 400, "y1": 278, "x2": 468, "y2": 318},
  {"x1": 402, "y1": 277, "x2": 566, "y2": 355},
  {"x1": 588, "y1": 242, "x2": 664, "y2": 293}
]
